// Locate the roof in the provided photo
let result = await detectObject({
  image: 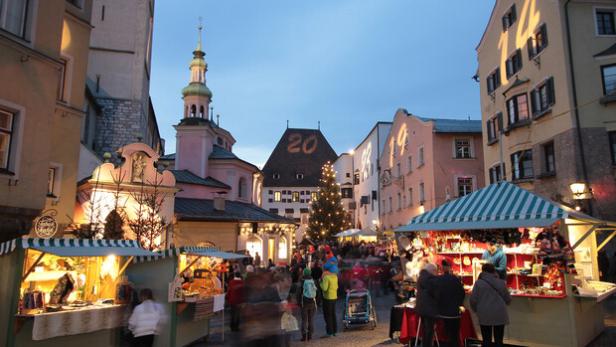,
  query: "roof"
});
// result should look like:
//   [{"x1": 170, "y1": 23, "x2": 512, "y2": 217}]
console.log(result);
[
  {"x1": 262, "y1": 128, "x2": 338, "y2": 187},
  {"x1": 396, "y1": 182, "x2": 603, "y2": 232},
  {"x1": 0, "y1": 237, "x2": 157, "y2": 257},
  {"x1": 594, "y1": 43, "x2": 616, "y2": 58},
  {"x1": 170, "y1": 169, "x2": 231, "y2": 189},
  {"x1": 182, "y1": 82, "x2": 212, "y2": 98},
  {"x1": 209, "y1": 145, "x2": 260, "y2": 171},
  {"x1": 352, "y1": 121, "x2": 393, "y2": 152},
  {"x1": 417, "y1": 116, "x2": 482, "y2": 133},
  {"x1": 175, "y1": 197, "x2": 295, "y2": 223},
  {"x1": 160, "y1": 153, "x2": 175, "y2": 161}
]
